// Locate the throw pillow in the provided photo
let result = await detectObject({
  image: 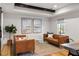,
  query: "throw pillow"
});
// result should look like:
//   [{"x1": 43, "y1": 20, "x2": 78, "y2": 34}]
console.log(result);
[{"x1": 48, "y1": 34, "x2": 53, "y2": 38}]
